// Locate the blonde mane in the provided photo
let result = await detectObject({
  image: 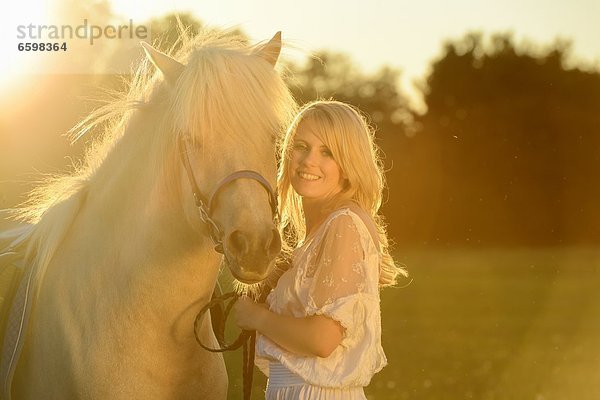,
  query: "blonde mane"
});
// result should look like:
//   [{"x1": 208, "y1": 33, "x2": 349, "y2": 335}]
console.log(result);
[{"x1": 15, "y1": 28, "x2": 297, "y2": 290}]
